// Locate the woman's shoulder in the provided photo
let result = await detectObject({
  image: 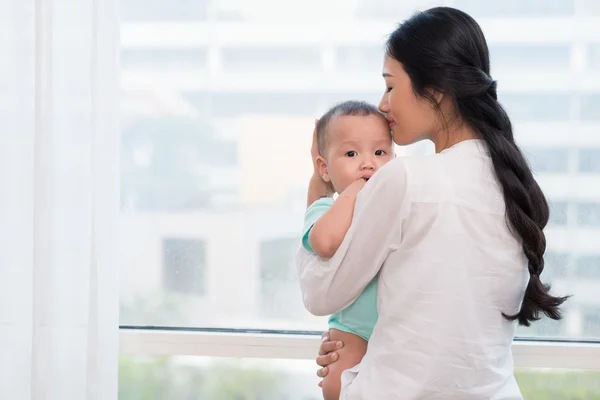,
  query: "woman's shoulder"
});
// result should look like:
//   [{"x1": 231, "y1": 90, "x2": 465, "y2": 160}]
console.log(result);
[
  {"x1": 369, "y1": 154, "x2": 439, "y2": 190},
  {"x1": 383, "y1": 153, "x2": 441, "y2": 183}
]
